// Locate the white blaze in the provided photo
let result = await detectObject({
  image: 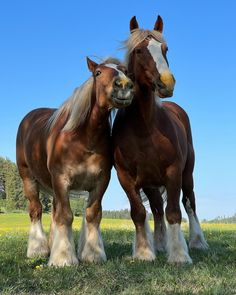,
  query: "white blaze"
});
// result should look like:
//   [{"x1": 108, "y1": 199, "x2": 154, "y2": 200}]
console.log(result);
[
  {"x1": 104, "y1": 63, "x2": 127, "y2": 80},
  {"x1": 147, "y1": 39, "x2": 169, "y2": 74}
]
